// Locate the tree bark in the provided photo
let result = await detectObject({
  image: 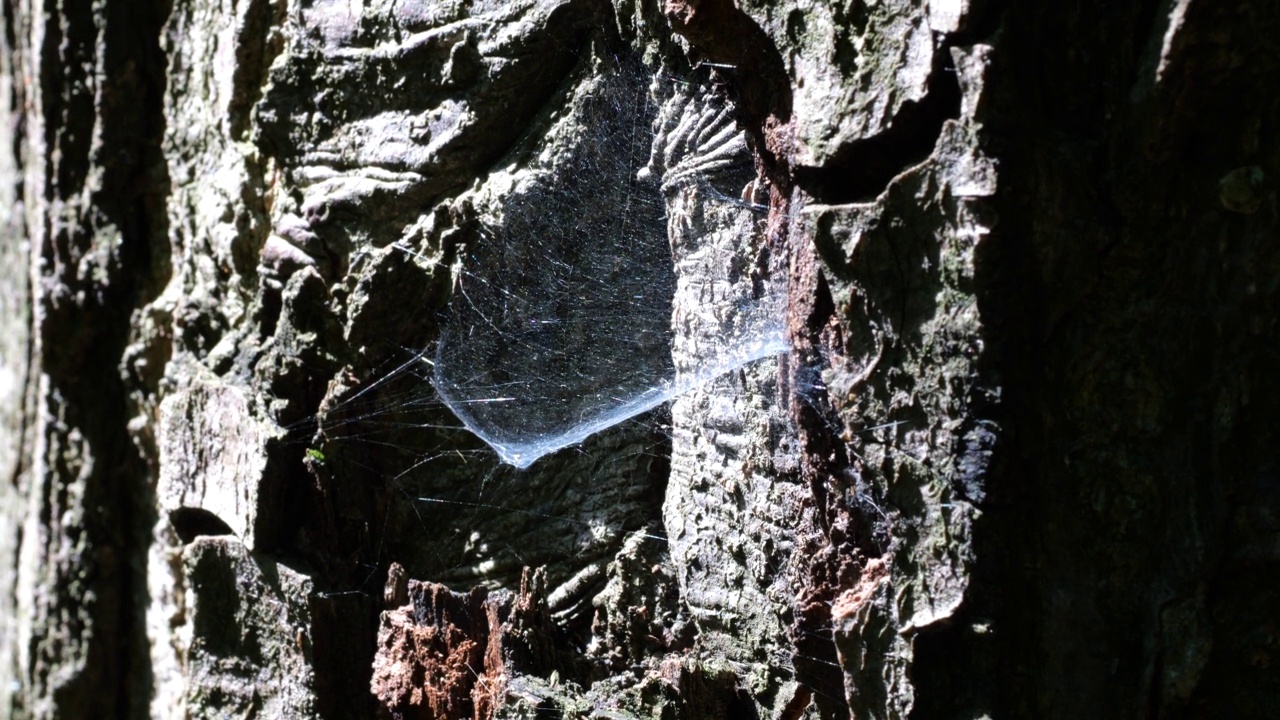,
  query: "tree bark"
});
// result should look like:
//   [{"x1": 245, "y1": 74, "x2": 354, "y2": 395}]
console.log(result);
[{"x1": 1, "y1": 1, "x2": 1277, "y2": 719}]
